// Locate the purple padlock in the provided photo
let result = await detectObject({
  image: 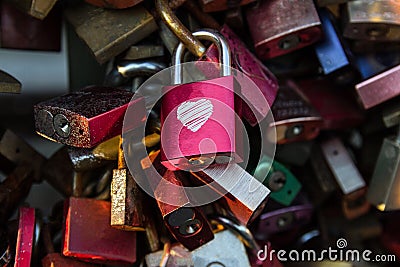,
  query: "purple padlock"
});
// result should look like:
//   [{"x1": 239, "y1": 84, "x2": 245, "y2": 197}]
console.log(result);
[
  {"x1": 254, "y1": 194, "x2": 314, "y2": 240},
  {"x1": 161, "y1": 29, "x2": 243, "y2": 171}
]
